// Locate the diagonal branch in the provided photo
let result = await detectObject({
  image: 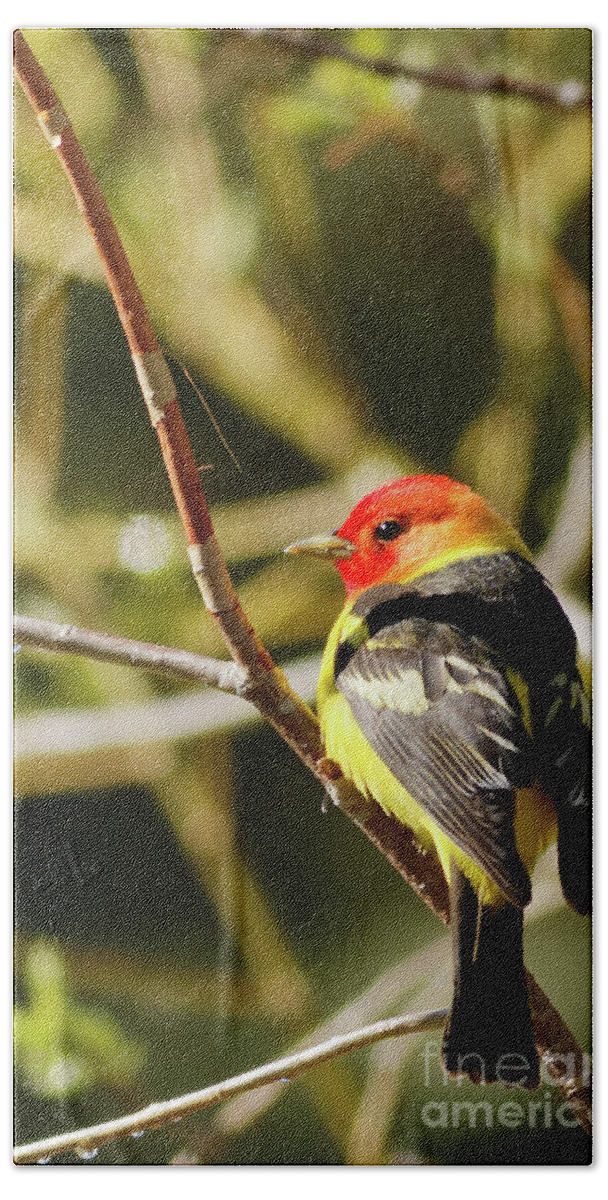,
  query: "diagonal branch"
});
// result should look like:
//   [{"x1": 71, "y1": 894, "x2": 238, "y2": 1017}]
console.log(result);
[
  {"x1": 12, "y1": 25, "x2": 449, "y2": 913},
  {"x1": 13, "y1": 29, "x2": 591, "y2": 1142},
  {"x1": 251, "y1": 28, "x2": 591, "y2": 110},
  {"x1": 13, "y1": 30, "x2": 326, "y2": 779},
  {"x1": 13, "y1": 1007, "x2": 448, "y2": 1163}
]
